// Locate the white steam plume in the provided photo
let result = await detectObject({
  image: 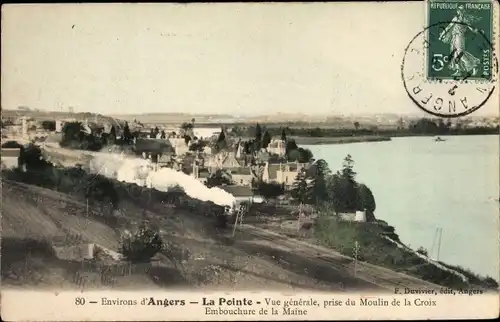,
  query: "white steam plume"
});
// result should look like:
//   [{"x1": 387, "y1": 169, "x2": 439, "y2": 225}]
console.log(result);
[{"x1": 88, "y1": 152, "x2": 236, "y2": 207}]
